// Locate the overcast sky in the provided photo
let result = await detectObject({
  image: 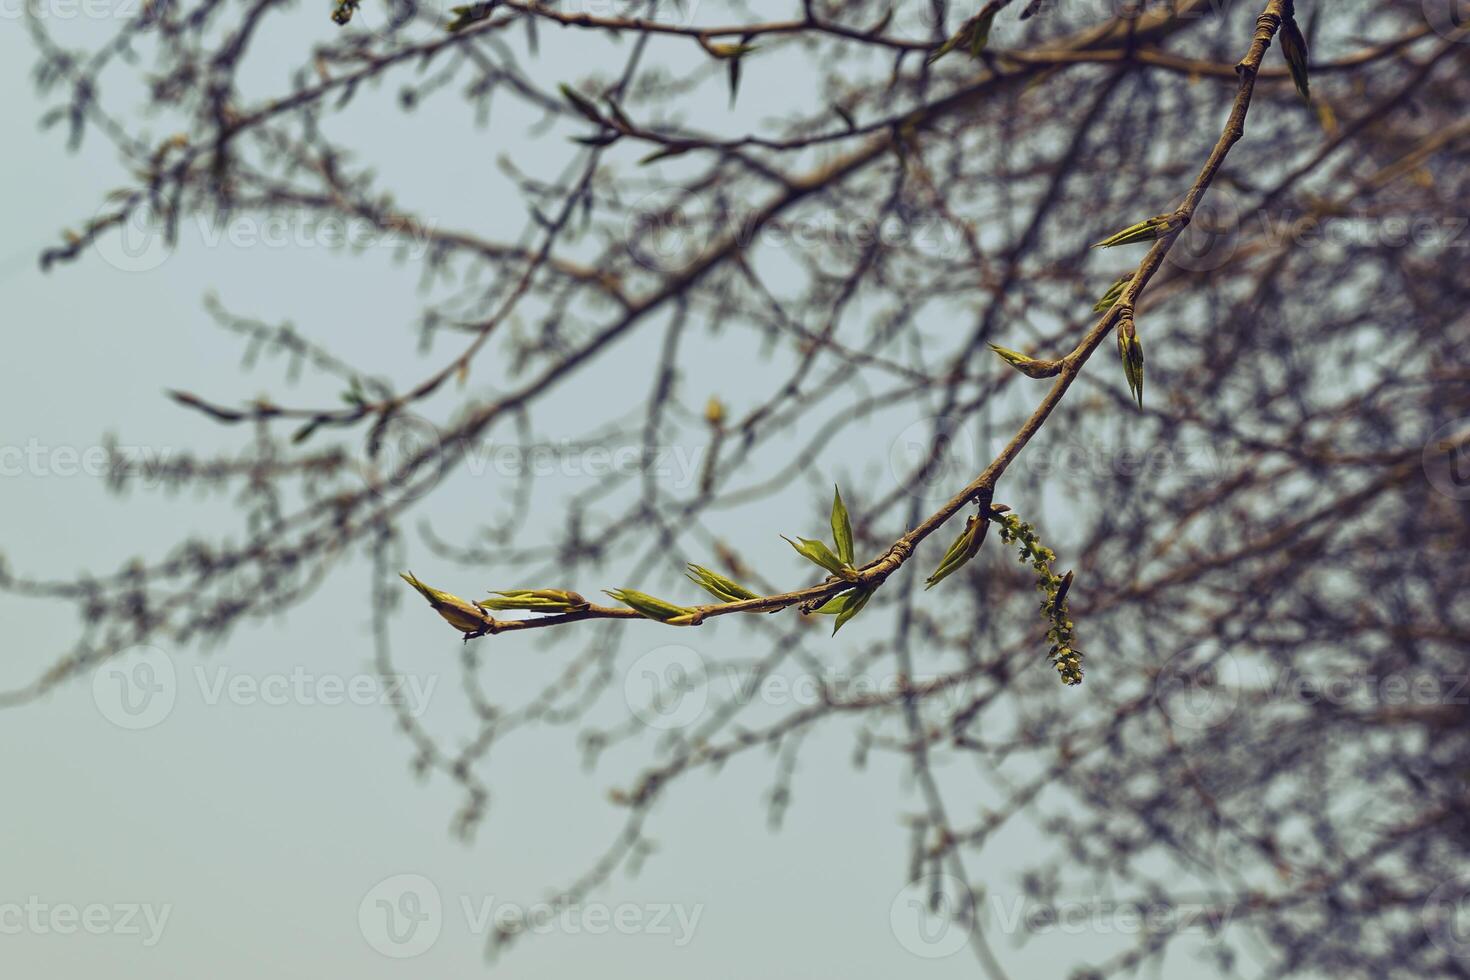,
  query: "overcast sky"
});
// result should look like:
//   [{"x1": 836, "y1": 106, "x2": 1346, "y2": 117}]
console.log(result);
[{"x1": 0, "y1": 6, "x2": 1273, "y2": 978}]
